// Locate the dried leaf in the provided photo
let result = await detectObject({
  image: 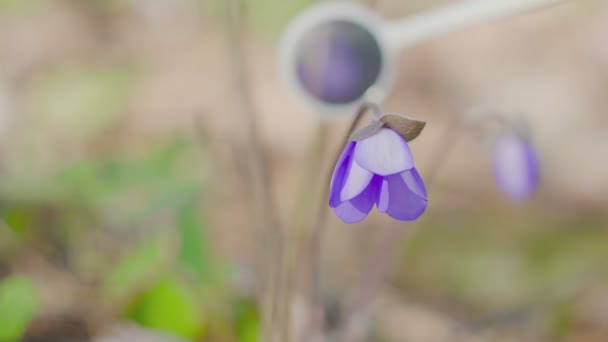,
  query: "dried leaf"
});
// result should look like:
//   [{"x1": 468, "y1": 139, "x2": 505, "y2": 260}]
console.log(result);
[
  {"x1": 349, "y1": 120, "x2": 384, "y2": 141},
  {"x1": 380, "y1": 114, "x2": 426, "y2": 142}
]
